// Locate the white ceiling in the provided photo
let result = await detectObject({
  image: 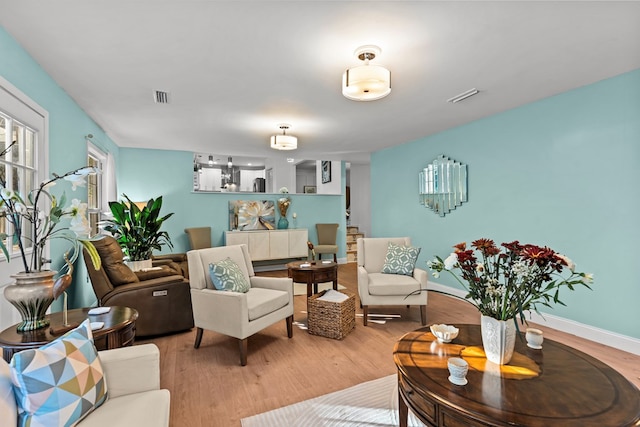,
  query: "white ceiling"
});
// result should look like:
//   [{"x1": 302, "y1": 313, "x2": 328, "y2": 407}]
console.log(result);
[{"x1": 2, "y1": 1, "x2": 639, "y2": 164}]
